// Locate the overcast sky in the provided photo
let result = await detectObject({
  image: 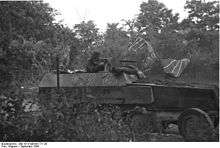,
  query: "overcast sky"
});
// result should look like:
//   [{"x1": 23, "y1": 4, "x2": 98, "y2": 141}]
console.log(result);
[{"x1": 44, "y1": 0, "x2": 189, "y2": 31}]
